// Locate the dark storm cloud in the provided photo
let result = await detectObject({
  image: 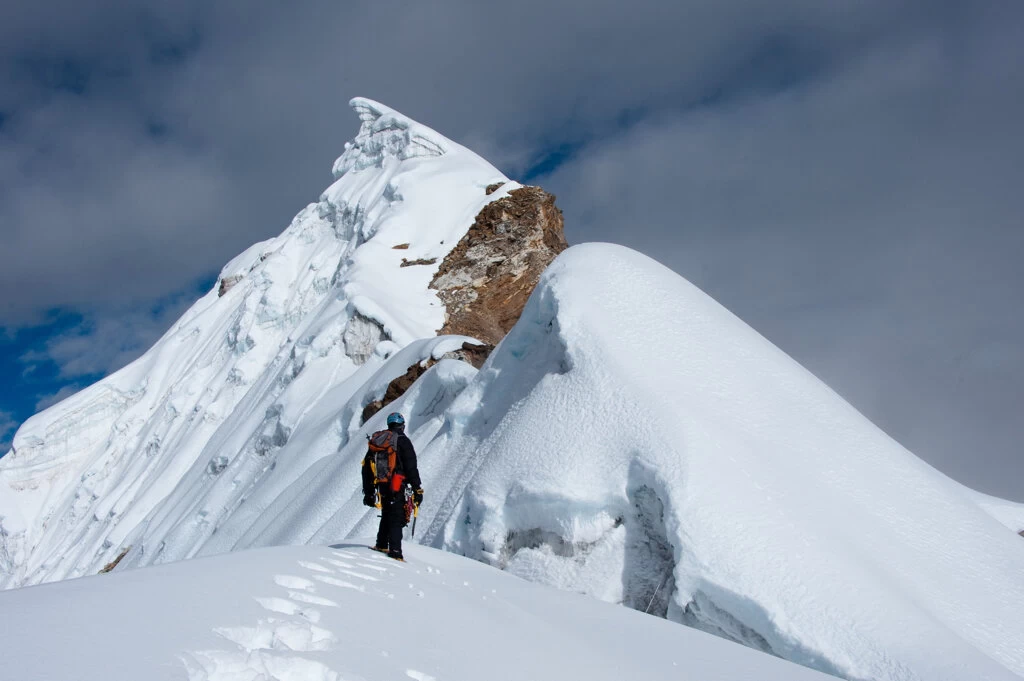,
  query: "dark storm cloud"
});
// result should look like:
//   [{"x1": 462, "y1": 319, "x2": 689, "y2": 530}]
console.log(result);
[{"x1": 0, "y1": 0, "x2": 1020, "y2": 495}]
